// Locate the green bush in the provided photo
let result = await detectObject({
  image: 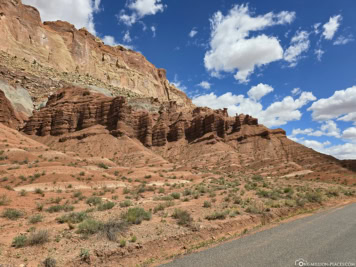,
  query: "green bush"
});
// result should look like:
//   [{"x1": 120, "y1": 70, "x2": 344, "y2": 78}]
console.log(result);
[
  {"x1": 46, "y1": 205, "x2": 74, "y2": 213},
  {"x1": 170, "y1": 192, "x2": 181, "y2": 199},
  {"x1": 86, "y1": 196, "x2": 102, "y2": 206},
  {"x1": 203, "y1": 201, "x2": 212, "y2": 208},
  {"x1": 205, "y1": 210, "x2": 229, "y2": 220},
  {"x1": 119, "y1": 200, "x2": 132, "y2": 207},
  {"x1": 29, "y1": 214, "x2": 43, "y2": 224},
  {"x1": 306, "y1": 192, "x2": 323, "y2": 203},
  {"x1": 172, "y1": 209, "x2": 193, "y2": 226},
  {"x1": 0, "y1": 194, "x2": 11, "y2": 206},
  {"x1": 98, "y1": 163, "x2": 109, "y2": 169},
  {"x1": 77, "y1": 219, "x2": 102, "y2": 235},
  {"x1": 121, "y1": 207, "x2": 151, "y2": 224},
  {"x1": 56, "y1": 212, "x2": 89, "y2": 224},
  {"x1": 2, "y1": 208, "x2": 23, "y2": 220},
  {"x1": 97, "y1": 201, "x2": 115, "y2": 211},
  {"x1": 43, "y1": 257, "x2": 57, "y2": 267},
  {"x1": 12, "y1": 235, "x2": 27, "y2": 248}
]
